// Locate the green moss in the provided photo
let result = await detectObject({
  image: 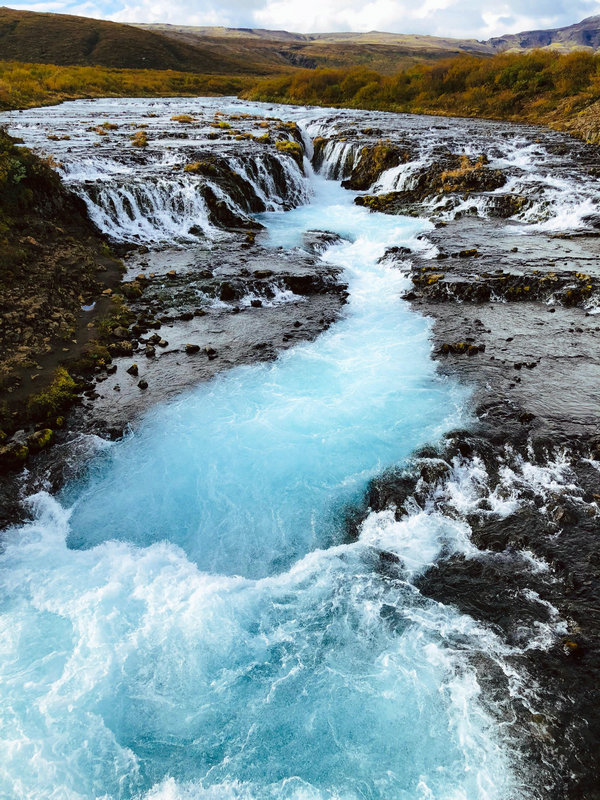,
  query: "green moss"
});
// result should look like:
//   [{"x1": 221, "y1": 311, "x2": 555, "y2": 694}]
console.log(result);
[
  {"x1": 28, "y1": 428, "x2": 54, "y2": 450},
  {"x1": 275, "y1": 140, "x2": 302, "y2": 156},
  {"x1": 26, "y1": 367, "x2": 77, "y2": 422},
  {"x1": 183, "y1": 161, "x2": 218, "y2": 175},
  {"x1": 131, "y1": 130, "x2": 148, "y2": 147},
  {"x1": 72, "y1": 341, "x2": 112, "y2": 372}
]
